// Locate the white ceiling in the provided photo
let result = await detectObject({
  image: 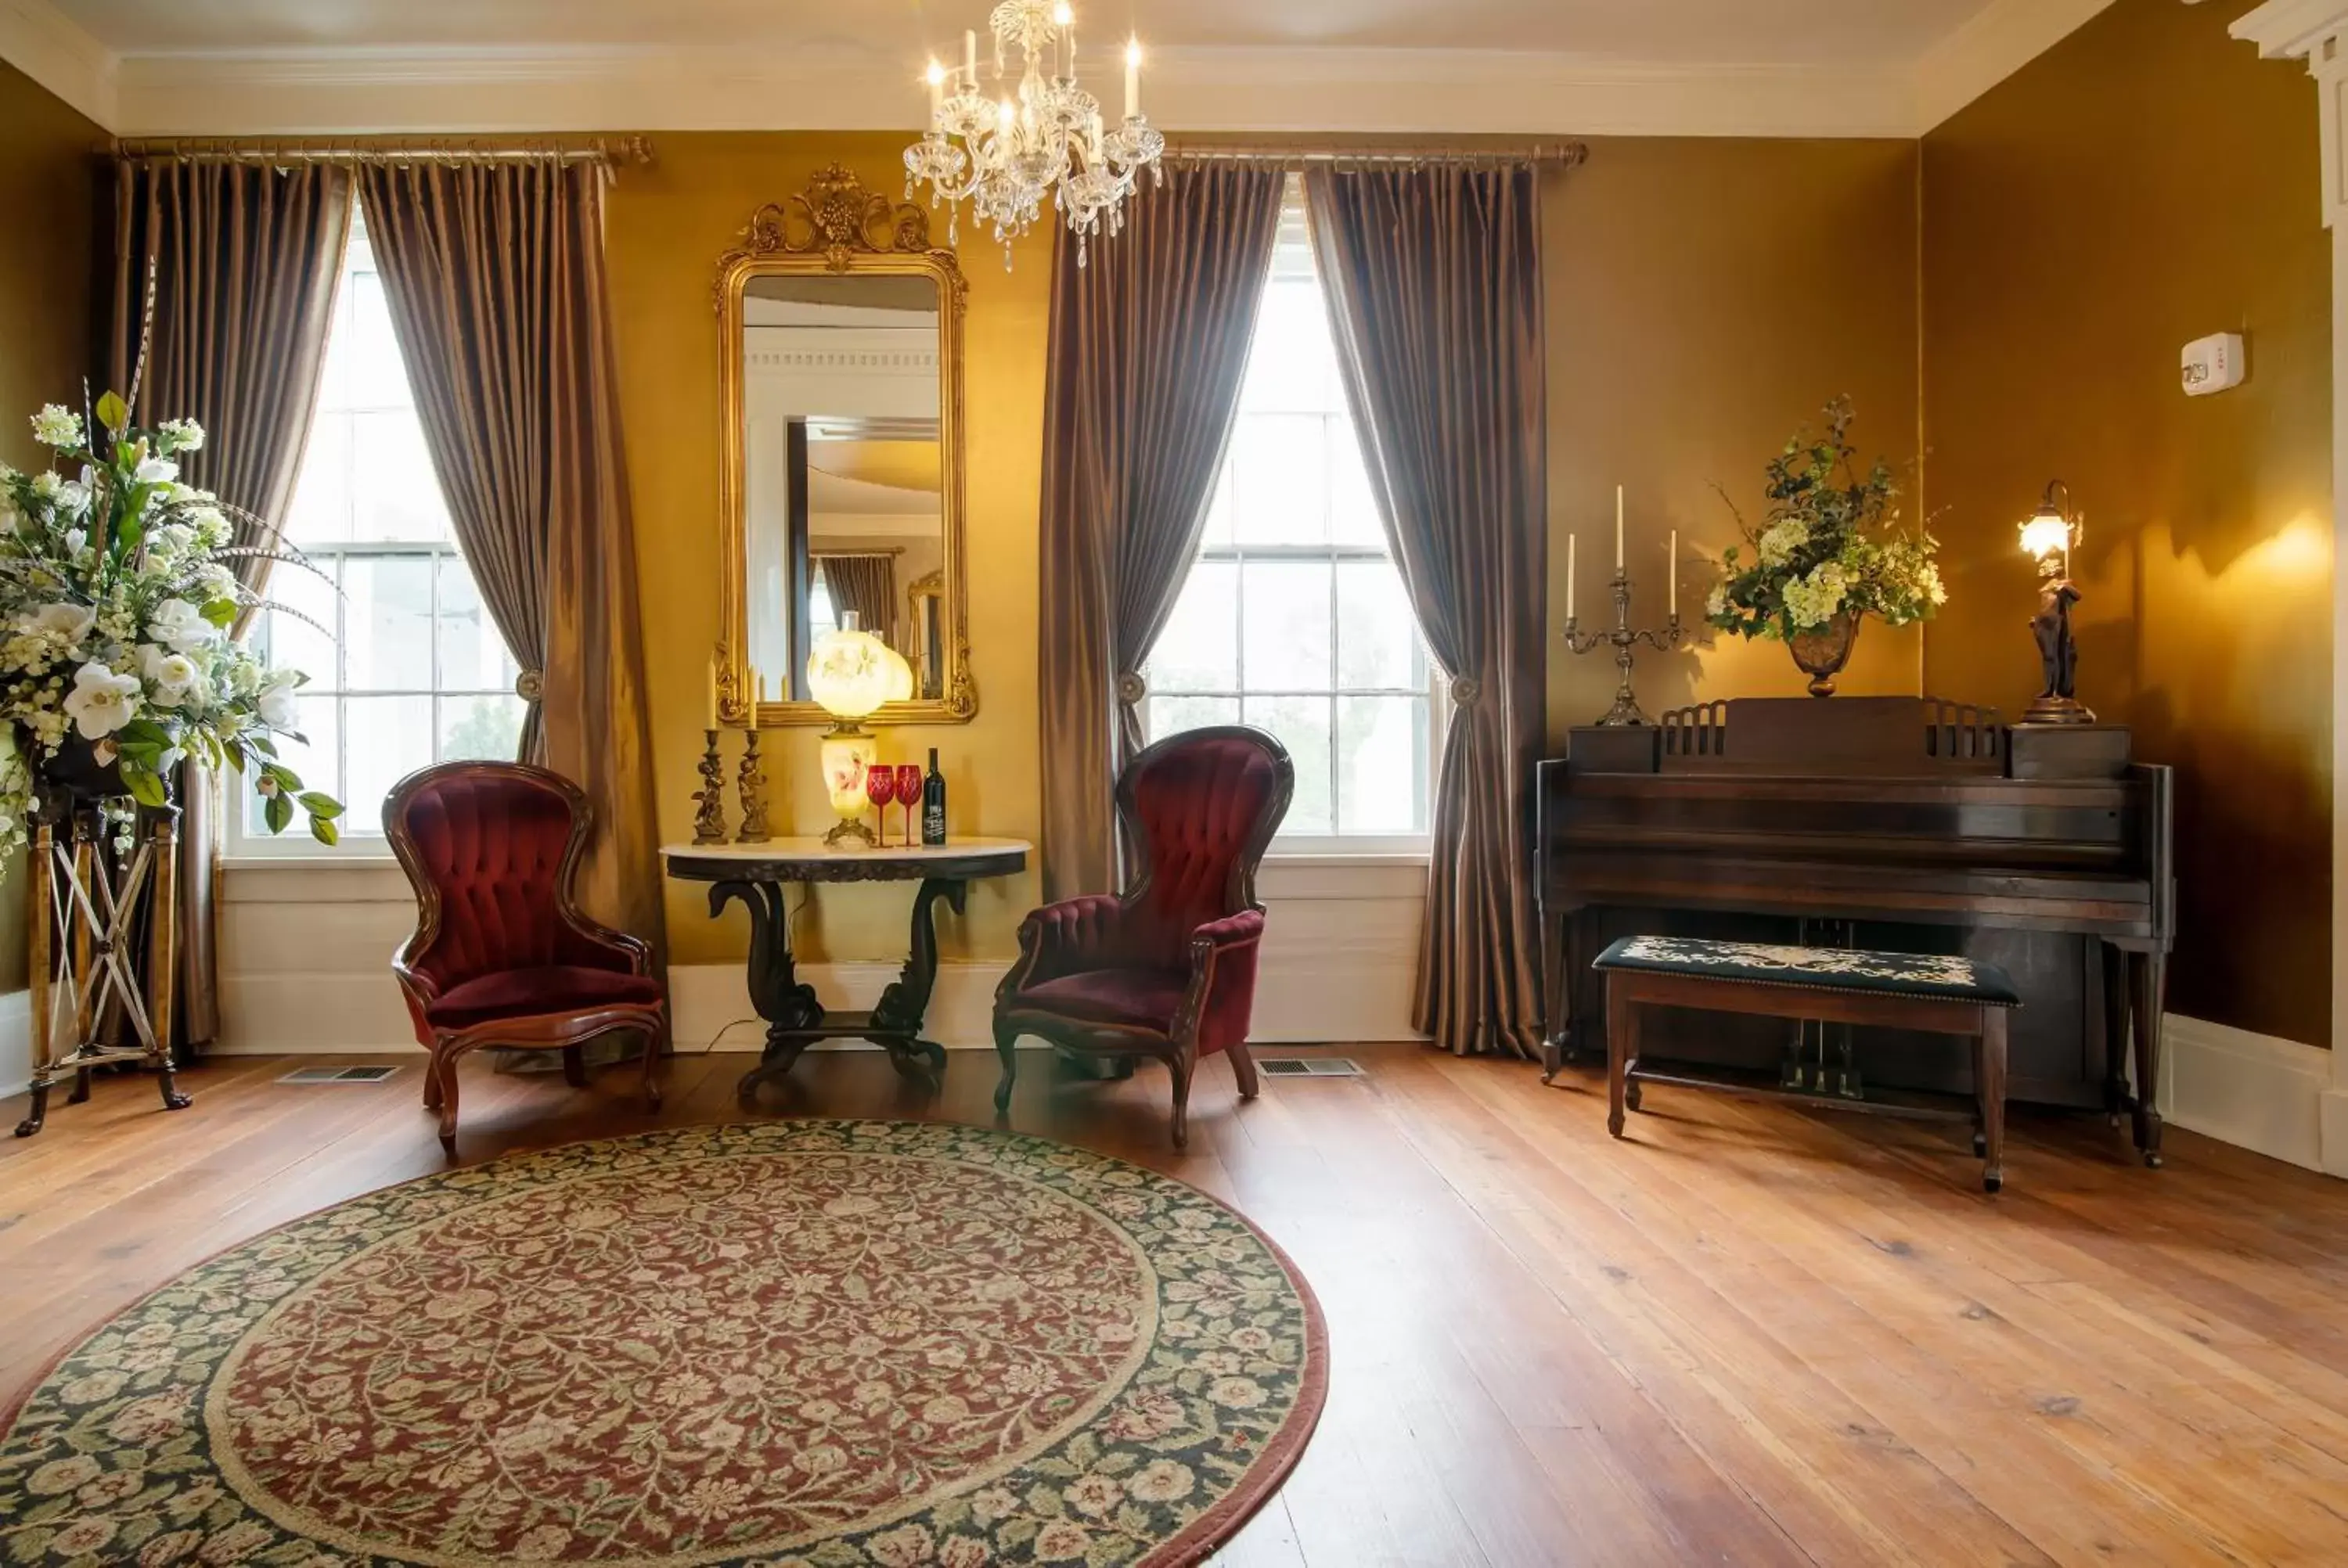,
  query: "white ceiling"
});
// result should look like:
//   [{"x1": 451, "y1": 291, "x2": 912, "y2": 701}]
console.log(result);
[
  {"x1": 52, "y1": 0, "x2": 1994, "y2": 66},
  {"x1": 0, "y1": 0, "x2": 2123, "y2": 139}
]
